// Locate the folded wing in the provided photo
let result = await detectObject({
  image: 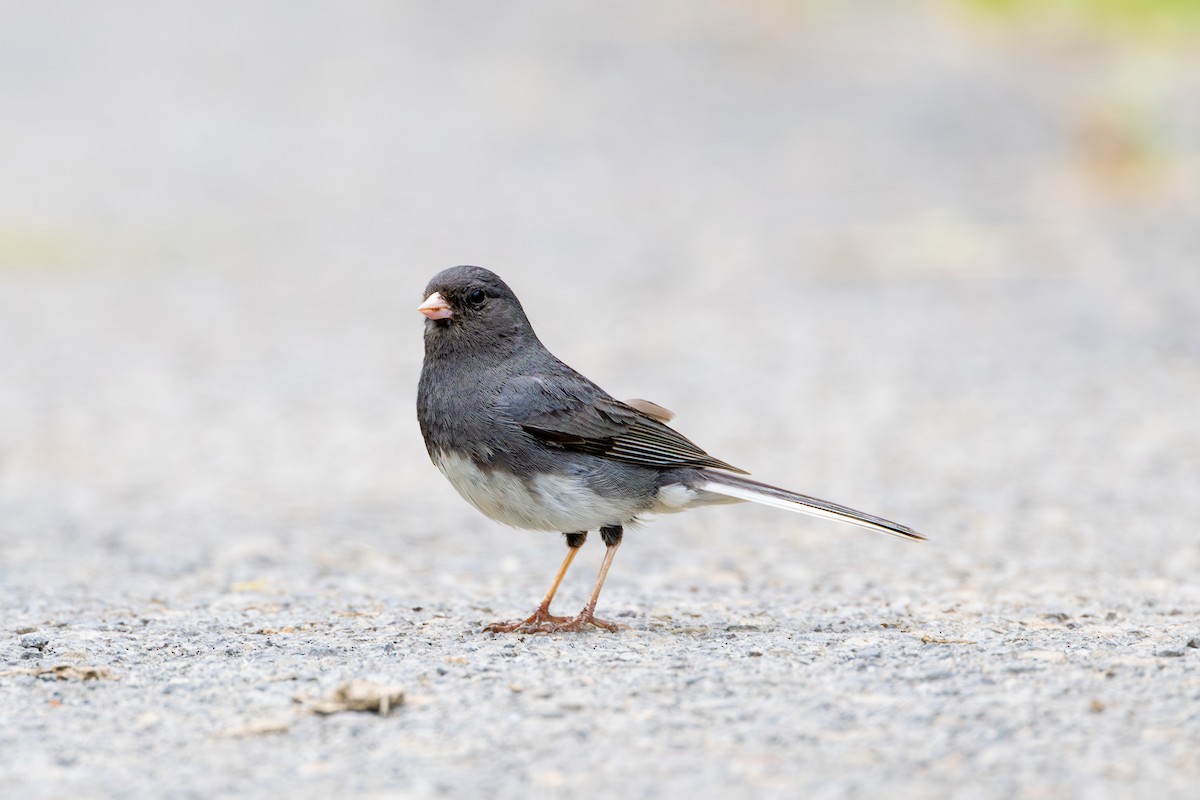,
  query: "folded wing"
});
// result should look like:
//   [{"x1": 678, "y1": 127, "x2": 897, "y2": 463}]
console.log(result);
[{"x1": 497, "y1": 373, "x2": 747, "y2": 473}]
